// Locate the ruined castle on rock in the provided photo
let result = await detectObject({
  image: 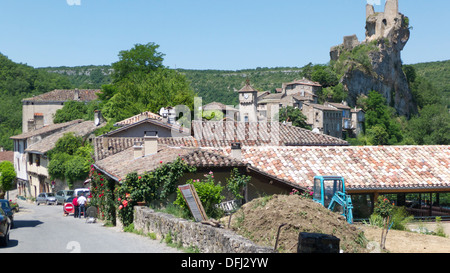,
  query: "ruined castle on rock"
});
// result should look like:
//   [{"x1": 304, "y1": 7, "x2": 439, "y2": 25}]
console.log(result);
[
  {"x1": 330, "y1": 0, "x2": 417, "y2": 118},
  {"x1": 331, "y1": 0, "x2": 407, "y2": 61}
]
